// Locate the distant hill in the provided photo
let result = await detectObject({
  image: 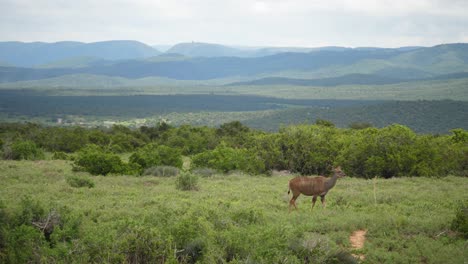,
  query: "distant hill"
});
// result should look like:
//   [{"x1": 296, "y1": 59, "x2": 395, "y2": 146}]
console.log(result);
[
  {"x1": 0, "y1": 47, "x2": 408, "y2": 81},
  {"x1": 390, "y1": 43, "x2": 468, "y2": 73},
  {"x1": 0, "y1": 40, "x2": 161, "y2": 67},
  {"x1": 228, "y1": 74, "x2": 404, "y2": 86},
  {"x1": 36, "y1": 56, "x2": 111, "y2": 69},
  {"x1": 165, "y1": 43, "x2": 356, "y2": 57},
  {"x1": 166, "y1": 42, "x2": 249, "y2": 57},
  {"x1": 164, "y1": 43, "x2": 424, "y2": 58},
  {"x1": 0, "y1": 43, "x2": 466, "y2": 82},
  {"x1": 227, "y1": 72, "x2": 468, "y2": 86}
]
